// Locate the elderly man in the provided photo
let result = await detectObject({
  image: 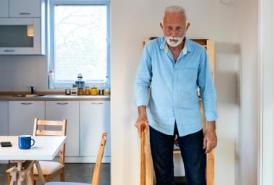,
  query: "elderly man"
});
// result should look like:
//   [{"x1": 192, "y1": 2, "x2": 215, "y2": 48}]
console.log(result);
[{"x1": 135, "y1": 5, "x2": 217, "y2": 185}]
